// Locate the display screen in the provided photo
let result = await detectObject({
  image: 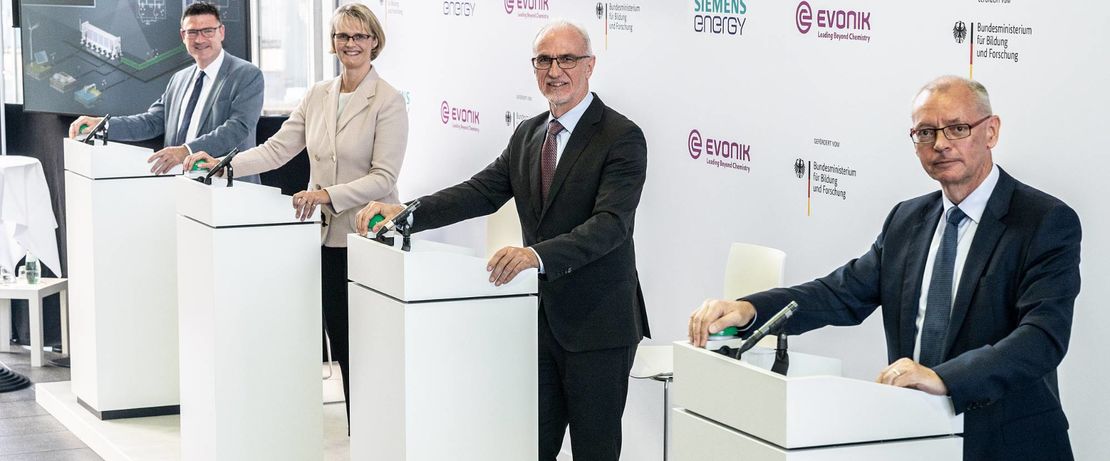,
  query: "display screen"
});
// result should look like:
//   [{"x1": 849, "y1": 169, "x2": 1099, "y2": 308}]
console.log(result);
[{"x1": 19, "y1": 0, "x2": 250, "y2": 116}]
